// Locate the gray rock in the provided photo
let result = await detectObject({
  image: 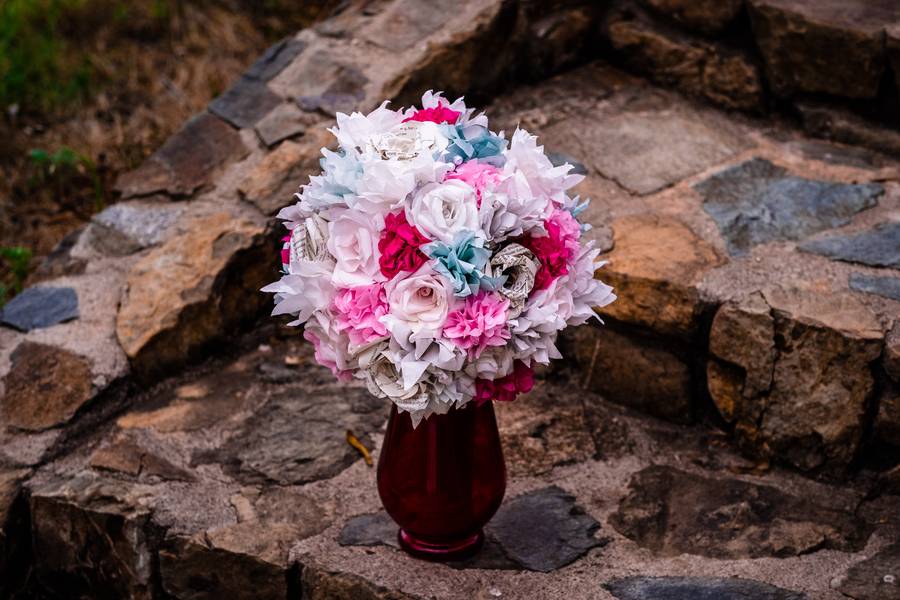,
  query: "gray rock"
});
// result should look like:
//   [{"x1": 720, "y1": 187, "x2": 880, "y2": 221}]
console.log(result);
[
  {"x1": 800, "y1": 222, "x2": 900, "y2": 269},
  {"x1": 1, "y1": 287, "x2": 78, "y2": 332},
  {"x1": 547, "y1": 151, "x2": 588, "y2": 175},
  {"x1": 296, "y1": 65, "x2": 368, "y2": 117},
  {"x1": 338, "y1": 486, "x2": 604, "y2": 572},
  {"x1": 850, "y1": 274, "x2": 900, "y2": 302},
  {"x1": 610, "y1": 465, "x2": 870, "y2": 558},
  {"x1": 89, "y1": 202, "x2": 184, "y2": 255},
  {"x1": 606, "y1": 576, "x2": 807, "y2": 599},
  {"x1": 694, "y1": 158, "x2": 882, "y2": 256},
  {"x1": 209, "y1": 77, "x2": 283, "y2": 129},
  {"x1": 837, "y1": 543, "x2": 900, "y2": 600},
  {"x1": 192, "y1": 387, "x2": 385, "y2": 485},
  {"x1": 245, "y1": 38, "x2": 307, "y2": 82},
  {"x1": 254, "y1": 102, "x2": 309, "y2": 147}
]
